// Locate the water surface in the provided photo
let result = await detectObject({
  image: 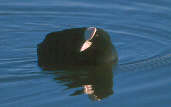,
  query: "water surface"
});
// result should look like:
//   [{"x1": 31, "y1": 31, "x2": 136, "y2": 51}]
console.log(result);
[{"x1": 0, "y1": 0, "x2": 171, "y2": 107}]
